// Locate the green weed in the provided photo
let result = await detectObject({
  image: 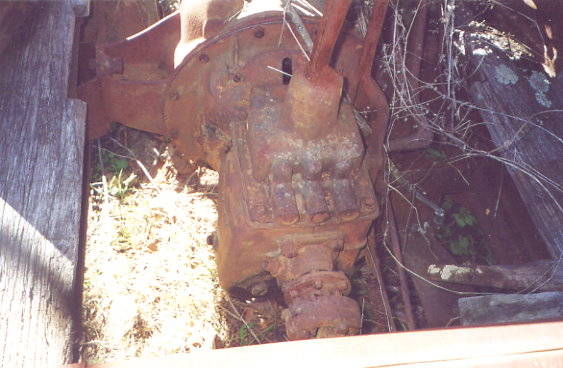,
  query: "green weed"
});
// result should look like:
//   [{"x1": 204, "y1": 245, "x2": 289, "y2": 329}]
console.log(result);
[
  {"x1": 435, "y1": 198, "x2": 494, "y2": 264},
  {"x1": 424, "y1": 148, "x2": 447, "y2": 162},
  {"x1": 238, "y1": 323, "x2": 256, "y2": 346}
]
